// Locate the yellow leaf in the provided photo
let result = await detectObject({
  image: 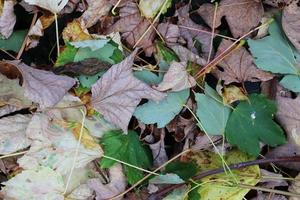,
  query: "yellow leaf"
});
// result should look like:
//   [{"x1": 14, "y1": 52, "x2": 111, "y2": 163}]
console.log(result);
[
  {"x1": 222, "y1": 85, "x2": 248, "y2": 105},
  {"x1": 62, "y1": 19, "x2": 91, "y2": 42}
]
